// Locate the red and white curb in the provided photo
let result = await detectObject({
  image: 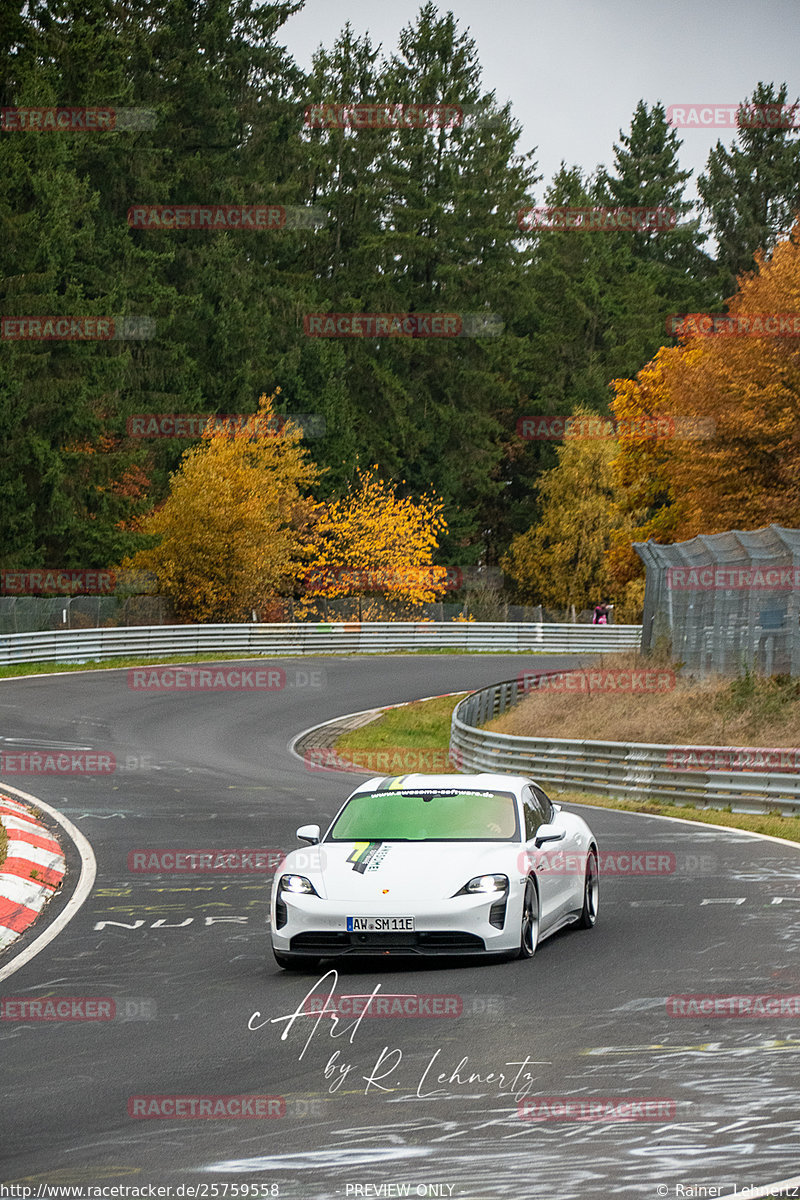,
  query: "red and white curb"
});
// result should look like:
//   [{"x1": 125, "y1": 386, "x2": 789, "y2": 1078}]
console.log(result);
[{"x1": 0, "y1": 793, "x2": 66, "y2": 950}]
